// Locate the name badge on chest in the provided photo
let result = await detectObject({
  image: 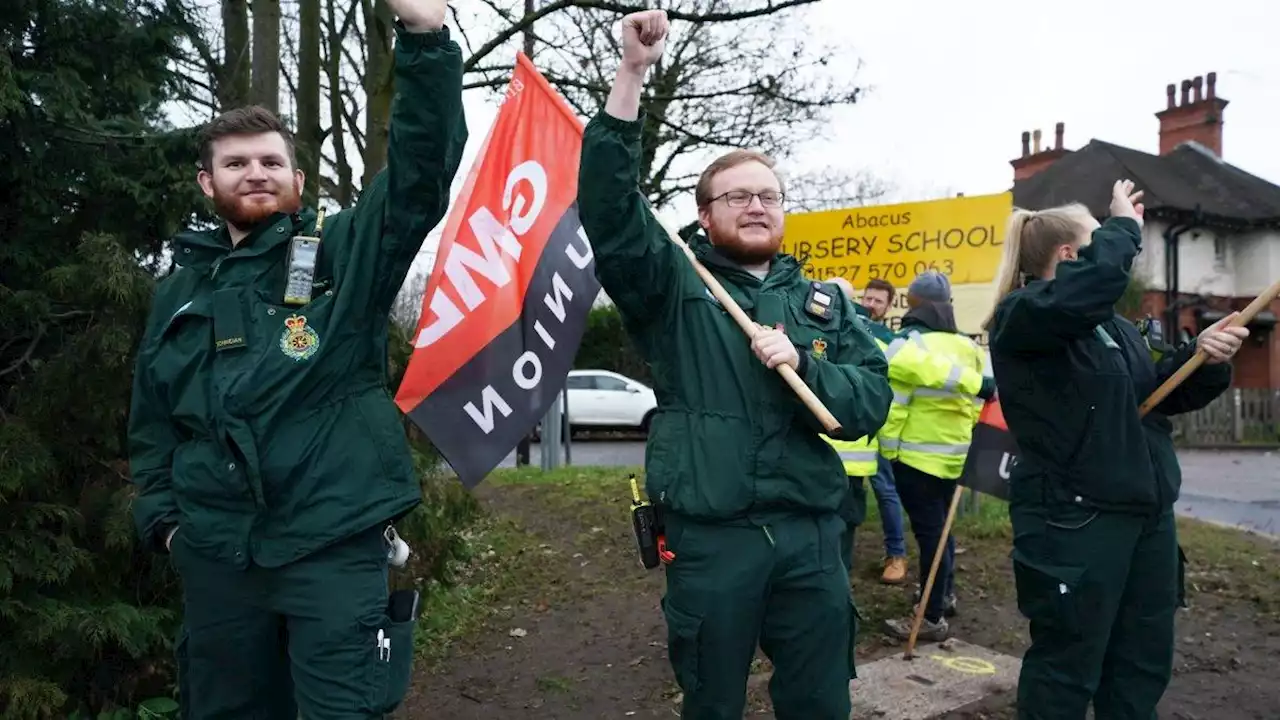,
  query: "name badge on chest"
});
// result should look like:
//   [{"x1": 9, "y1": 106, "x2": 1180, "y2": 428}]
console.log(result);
[
  {"x1": 212, "y1": 288, "x2": 247, "y2": 352},
  {"x1": 804, "y1": 281, "x2": 835, "y2": 321},
  {"x1": 283, "y1": 209, "x2": 325, "y2": 306}
]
